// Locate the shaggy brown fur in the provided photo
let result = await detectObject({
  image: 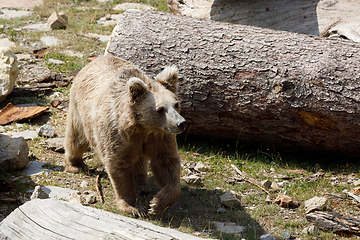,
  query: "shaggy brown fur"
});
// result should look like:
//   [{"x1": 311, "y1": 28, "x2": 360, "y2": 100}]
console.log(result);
[{"x1": 64, "y1": 55, "x2": 186, "y2": 216}]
